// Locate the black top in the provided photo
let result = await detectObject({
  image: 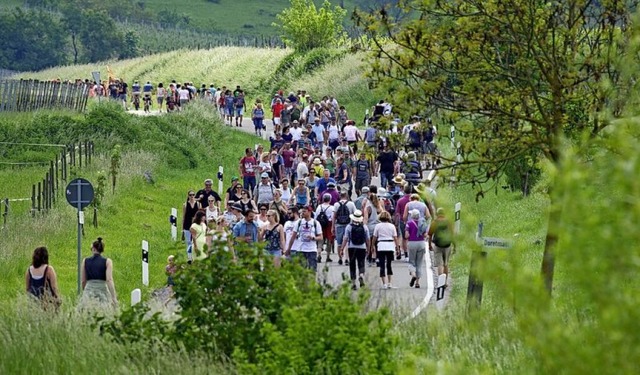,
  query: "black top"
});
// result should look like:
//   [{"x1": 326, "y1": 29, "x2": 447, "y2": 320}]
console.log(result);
[
  {"x1": 85, "y1": 254, "x2": 107, "y2": 281},
  {"x1": 377, "y1": 151, "x2": 398, "y2": 174},
  {"x1": 183, "y1": 200, "x2": 201, "y2": 230},
  {"x1": 28, "y1": 266, "x2": 49, "y2": 298},
  {"x1": 196, "y1": 188, "x2": 222, "y2": 208}
]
